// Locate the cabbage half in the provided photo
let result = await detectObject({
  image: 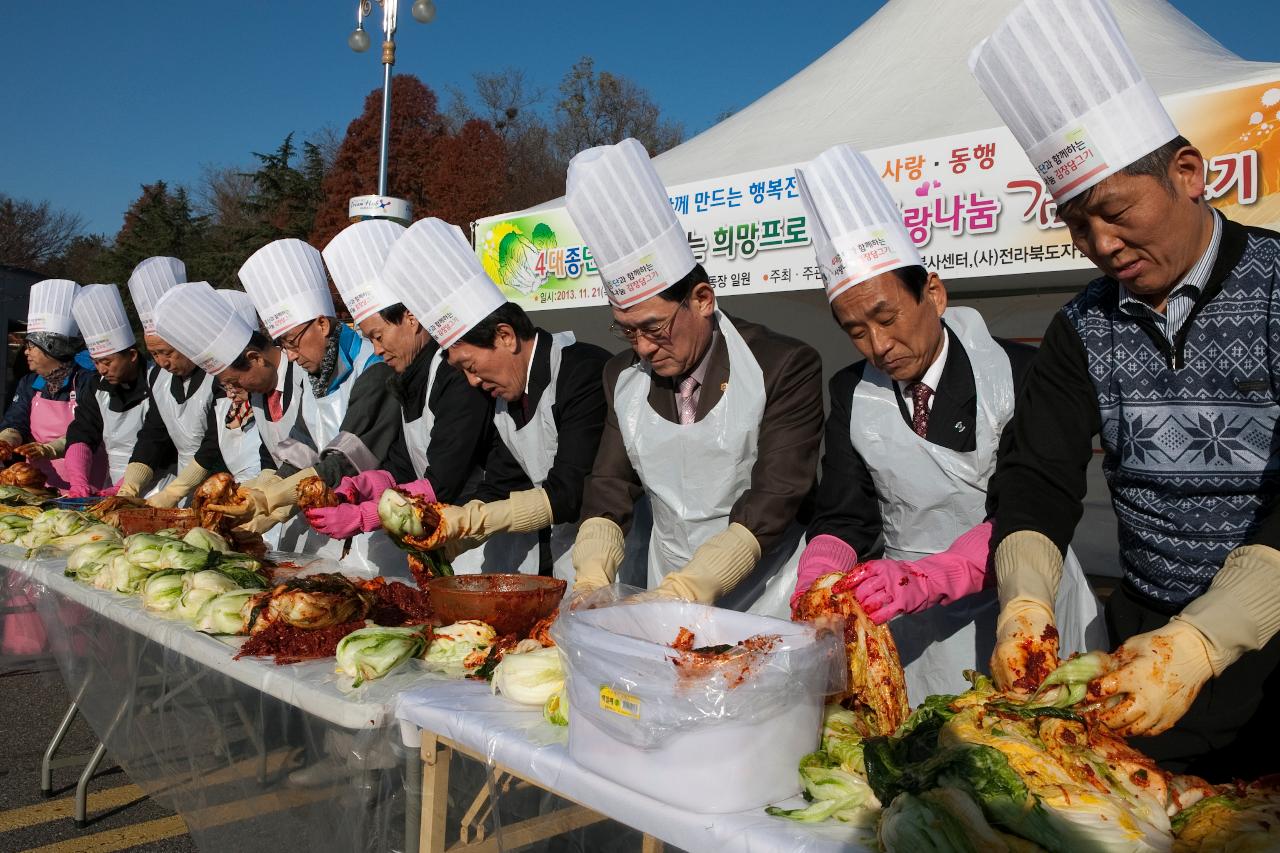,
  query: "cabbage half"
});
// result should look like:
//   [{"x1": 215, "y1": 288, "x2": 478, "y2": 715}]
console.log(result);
[
  {"x1": 66, "y1": 540, "x2": 125, "y2": 581},
  {"x1": 182, "y1": 527, "x2": 231, "y2": 553},
  {"x1": 109, "y1": 555, "x2": 153, "y2": 594},
  {"x1": 543, "y1": 687, "x2": 568, "y2": 727},
  {"x1": 142, "y1": 570, "x2": 189, "y2": 612},
  {"x1": 422, "y1": 620, "x2": 496, "y2": 674},
  {"x1": 194, "y1": 589, "x2": 260, "y2": 635},
  {"x1": 335, "y1": 625, "x2": 428, "y2": 686},
  {"x1": 0, "y1": 513, "x2": 32, "y2": 544},
  {"x1": 491, "y1": 646, "x2": 564, "y2": 706}
]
